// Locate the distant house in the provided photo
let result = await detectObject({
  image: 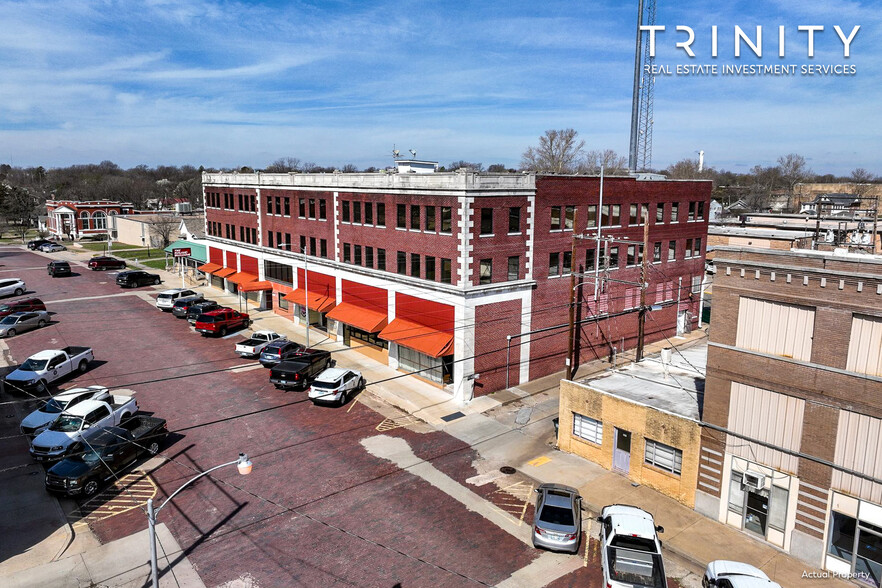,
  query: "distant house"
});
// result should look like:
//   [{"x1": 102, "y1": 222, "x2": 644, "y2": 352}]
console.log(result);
[
  {"x1": 708, "y1": 199, "x2": 723, "y2": 221},
  {"x1": 799, "y1": 193, "x2": 861, "y2": 215},
  {"x1": 45, "y1": 200, "x2": 135, "y2": 240},
  {"x1": 113, "y1": 213, "x2": 179, "y2": 248}
]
